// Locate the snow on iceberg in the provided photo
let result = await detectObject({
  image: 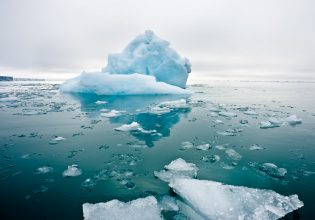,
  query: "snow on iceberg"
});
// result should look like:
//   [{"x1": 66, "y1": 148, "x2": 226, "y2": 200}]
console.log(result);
[
  {"x1": 61, "y1": 30, "x2": 192, "y2": 95},
  {"x1": 82, "y1": 196, "x2": 162, "y2": 220},
  {"x1": 169, "y1": 178, "x2": 304, "y2": 220}
]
